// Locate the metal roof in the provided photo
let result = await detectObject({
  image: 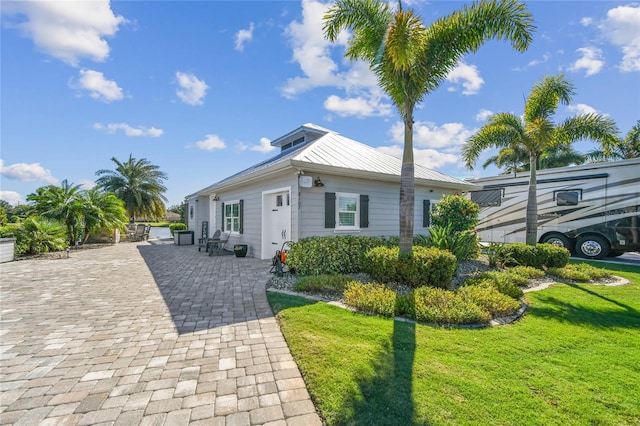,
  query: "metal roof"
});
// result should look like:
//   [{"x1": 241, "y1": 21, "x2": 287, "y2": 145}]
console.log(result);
[{"x1": 189, "y1": 124, "x2": 475, "y2": 197}]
